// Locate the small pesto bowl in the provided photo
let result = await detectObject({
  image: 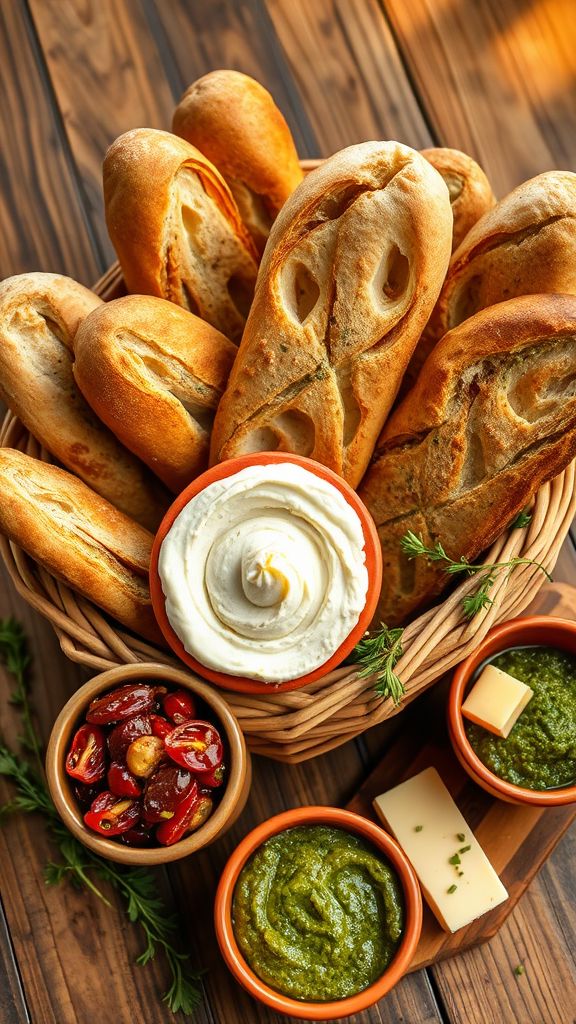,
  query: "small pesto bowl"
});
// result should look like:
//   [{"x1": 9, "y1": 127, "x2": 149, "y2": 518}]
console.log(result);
[
  {"x1": 214, "y1": 805, "x2": 422, "y2": 1020},
  {"x1": 46, "y1": 662, "x2": 251, "y2": 865},
  {"x1": 448, "y1": 616, "x2": 576, "y2": 807}
]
